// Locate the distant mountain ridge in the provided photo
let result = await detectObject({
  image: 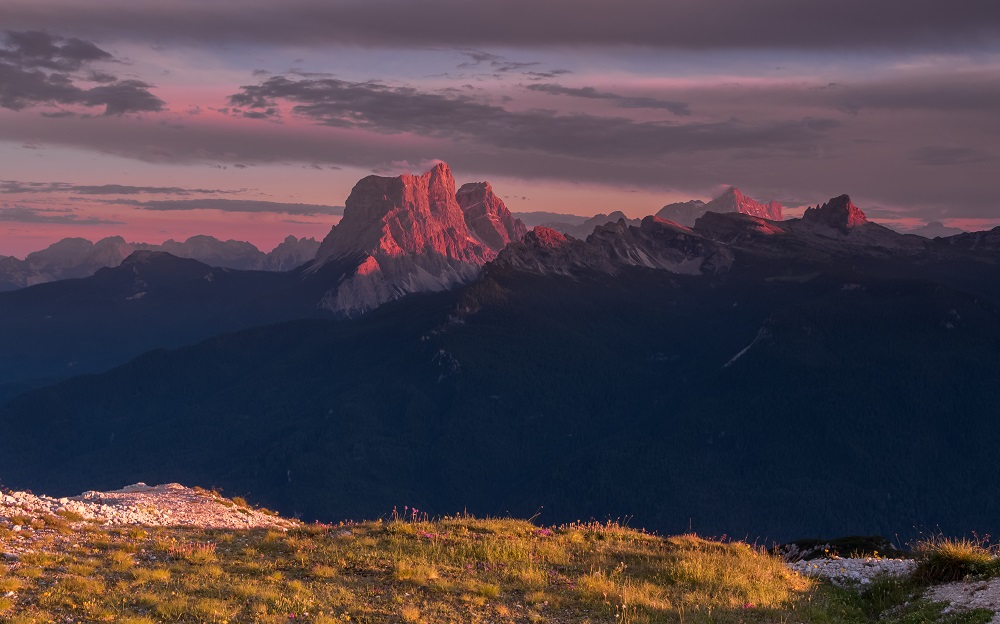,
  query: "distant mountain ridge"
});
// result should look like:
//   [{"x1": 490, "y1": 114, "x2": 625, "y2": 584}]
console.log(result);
[
  {"x1": 538, "y1": 211, "x2": 643, "y2": 239},
  {"x1": 0, "y1": 234, "x2": 320, "y2": 292},
  {"x1": 907, "y1": 221, "x2": 966, "y2": 238},
  {"x1": 515, "y1": 187, "x2": 787, "y2": 241},
  {"x1": 657, "y1": 187, "x2": 783, "y2": 226},
  {"x1": 496, "y1": 194, "x2": 930, "y2": 283}
]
